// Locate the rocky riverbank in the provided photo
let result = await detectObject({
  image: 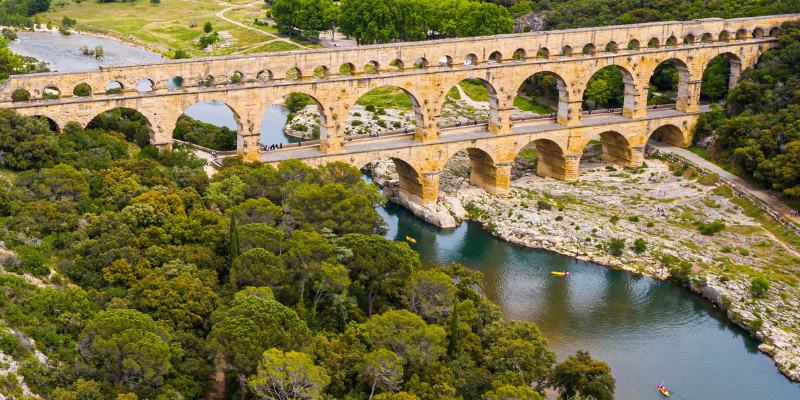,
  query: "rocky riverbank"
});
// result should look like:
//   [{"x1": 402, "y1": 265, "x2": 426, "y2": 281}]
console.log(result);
[{"x1": 365, "y1": 151, "x2": 800, "y2": 381}]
